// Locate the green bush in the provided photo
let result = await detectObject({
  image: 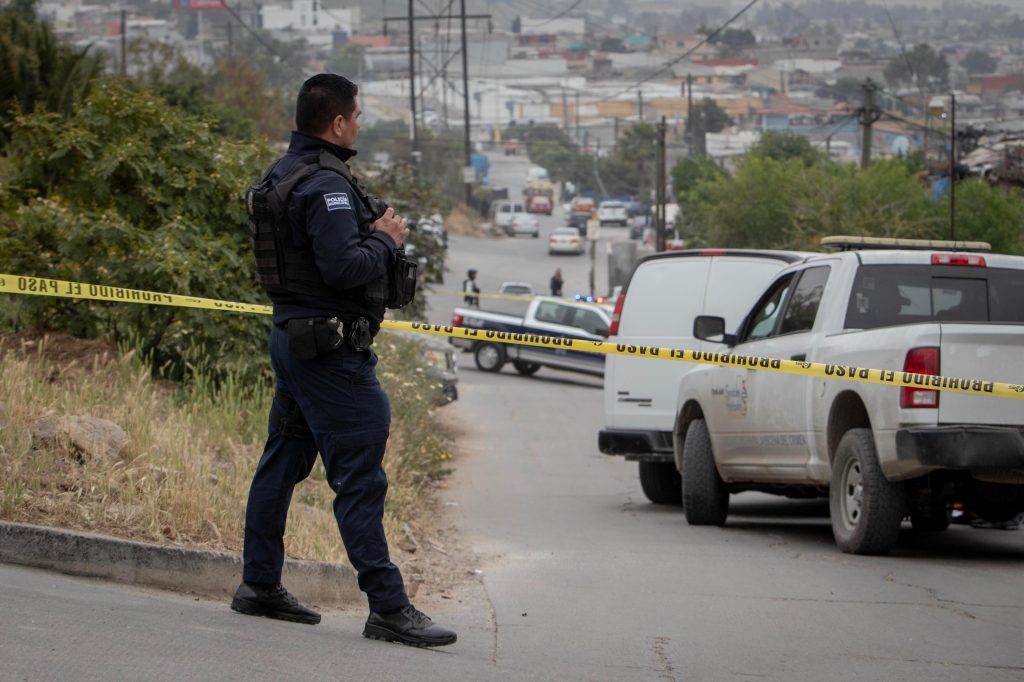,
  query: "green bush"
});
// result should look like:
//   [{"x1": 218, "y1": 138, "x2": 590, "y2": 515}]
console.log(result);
[{"x1": 0, "y1": 80, "x2": 273, "y2": 380}]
